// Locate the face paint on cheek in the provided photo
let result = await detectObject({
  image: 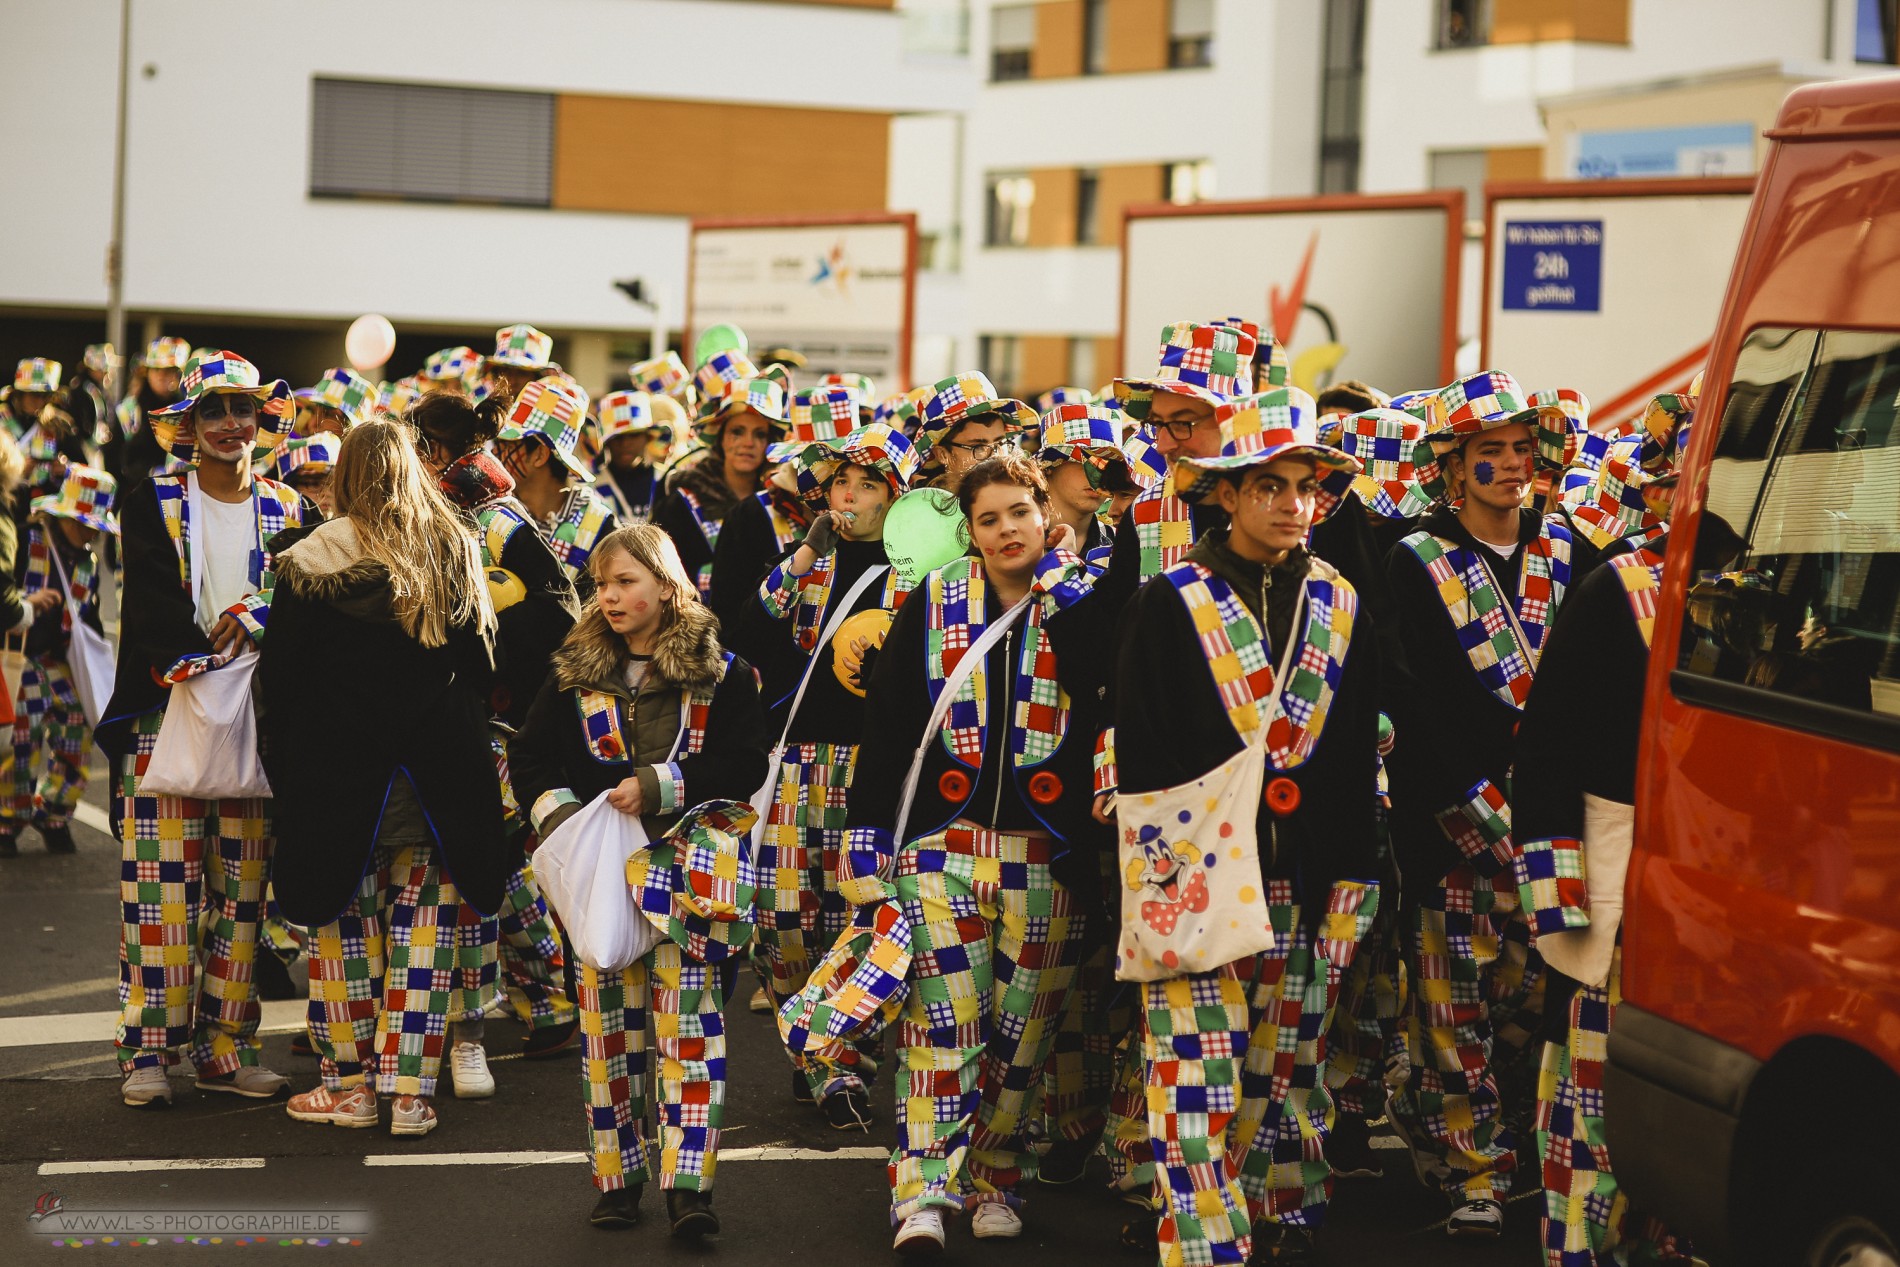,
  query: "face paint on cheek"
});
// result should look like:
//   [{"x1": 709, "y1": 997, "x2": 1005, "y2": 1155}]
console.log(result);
[{"x1": 1474, "y1": 461, "x2": 1495, "y2": 486}]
